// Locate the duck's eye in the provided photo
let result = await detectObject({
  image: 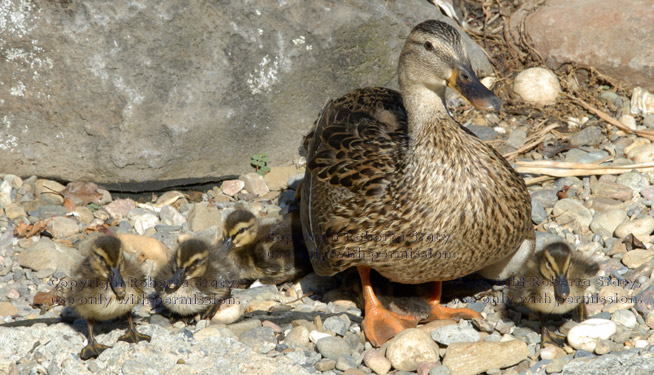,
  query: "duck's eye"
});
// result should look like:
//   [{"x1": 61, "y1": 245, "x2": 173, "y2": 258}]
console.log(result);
[
  {"x1": 545, "y1": 261, "x2": 552, "y2": 270},
  {"x1": 192, "y1": 259, "x2": 202, "y2": 267},
  {"x1": 237, "y1": 227, "x2": 247, "y2": 235},
  {"x1": 424, "y1": 41, "x2": 433, "y2": 51},
  {"x1": 460, "y1": 72, "x2": 471, "y2": 82}
]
